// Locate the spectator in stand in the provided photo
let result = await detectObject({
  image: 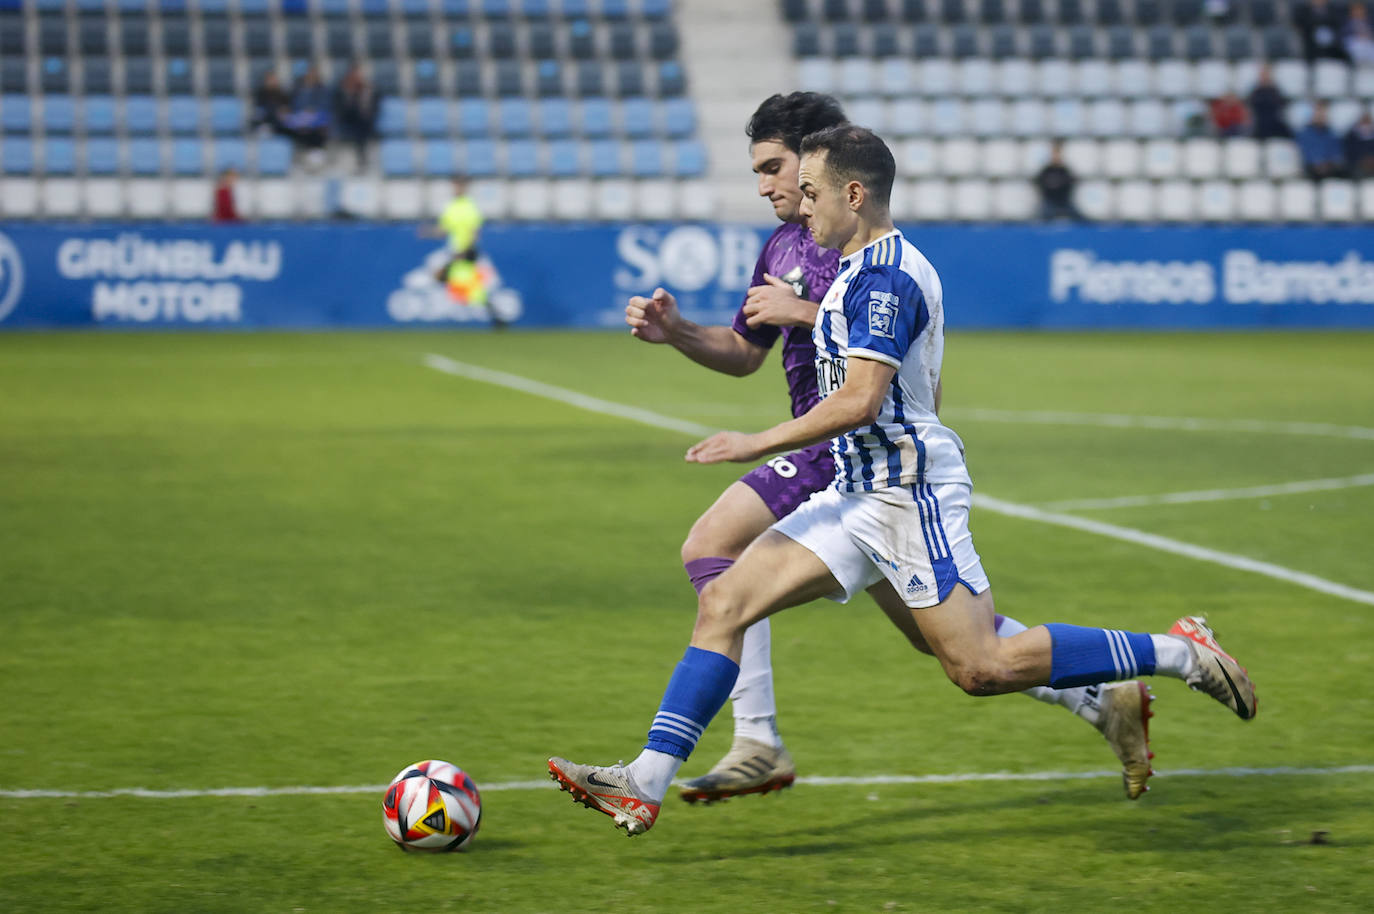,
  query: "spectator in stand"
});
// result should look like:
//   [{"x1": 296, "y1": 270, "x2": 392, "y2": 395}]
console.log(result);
[
  {"x1": 1295, "y1": 0, "x2": 1352, "y2": 64},
  {"x1": 334, "y1": 63, "x2": 381, "y2": 172},
  {"x1": 288, "y1": 65, "x2": 332, "y2": 158},
  {"x1": 1247, "y1": 64, "x2": 1294, "y2": 139},
  {"x1": 1344, "y1": 108, "x2": 1374, "y2": 175},
  {"x1": 1033, "y1": 140, "x2": 1085, "y2": 221},
  {"x1": 1297, "y1": 100, "x2": 1350, "y2": 179},
  {"x1": 250, "y1": 71, "x2": 295, "y2": 139},
  {"x1": 1345, "y1": 2, "x2": 1374, "y2": 64},
  {"x1": 1209, "y1": 92, "x2": 1250, "y2": 137},
  {"x1": 212, "y1": 168, "x2": 241, "y2": 223}
]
